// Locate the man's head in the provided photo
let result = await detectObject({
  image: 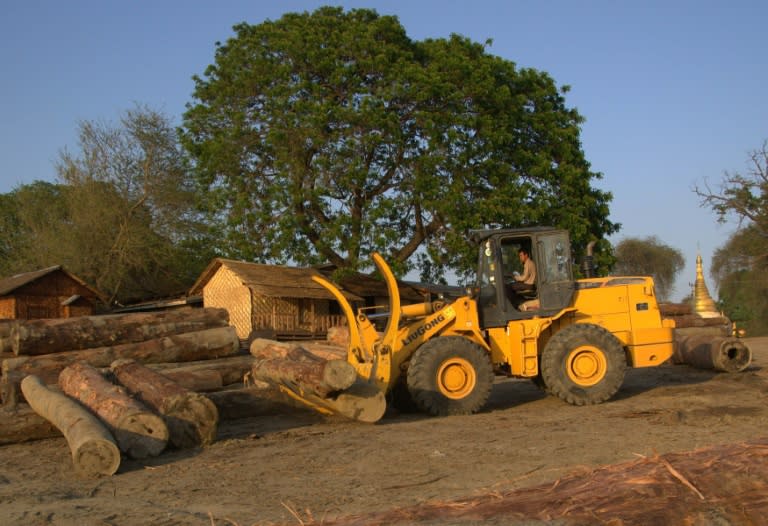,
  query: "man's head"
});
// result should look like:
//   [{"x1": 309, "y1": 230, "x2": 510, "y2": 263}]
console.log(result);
[{"x1": 518, "y1": 248, "x2": 530, "y2": 263}]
